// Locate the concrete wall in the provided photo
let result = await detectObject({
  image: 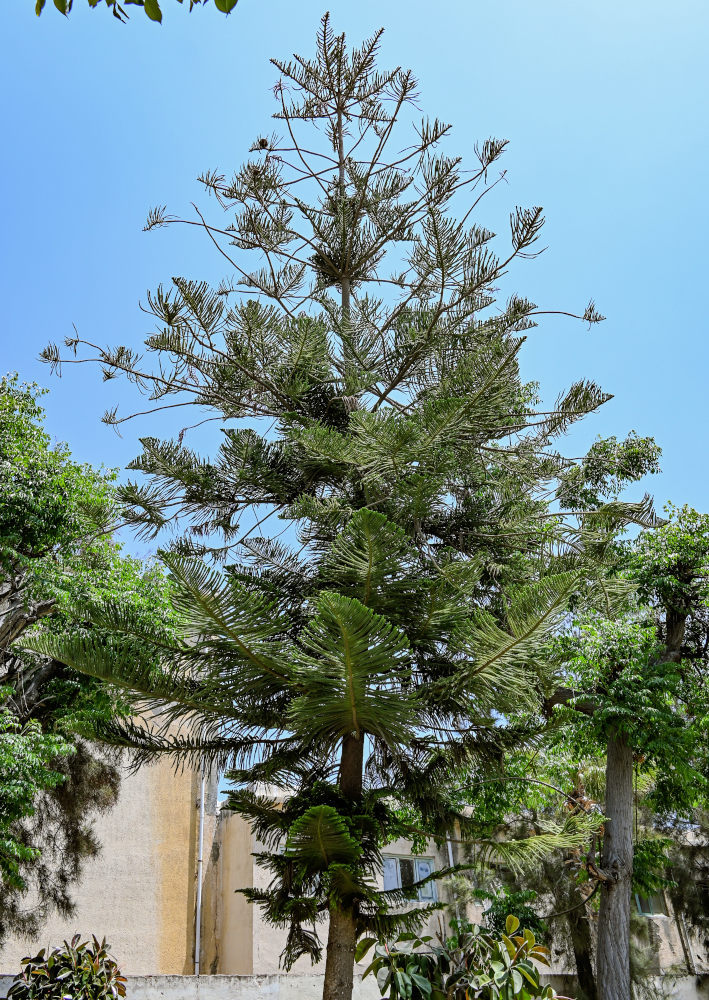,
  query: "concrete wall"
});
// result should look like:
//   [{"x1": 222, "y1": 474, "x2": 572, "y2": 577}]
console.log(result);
[
  {"x1": 0, "y1": 759, "x2": 210, "y2": 976},
  {"x1": 2, "y1": 974, "x2": 709, "y2": 1000},
  {"x1": 0, "y1": 975, "x2": 381, "y2": 1000}
]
